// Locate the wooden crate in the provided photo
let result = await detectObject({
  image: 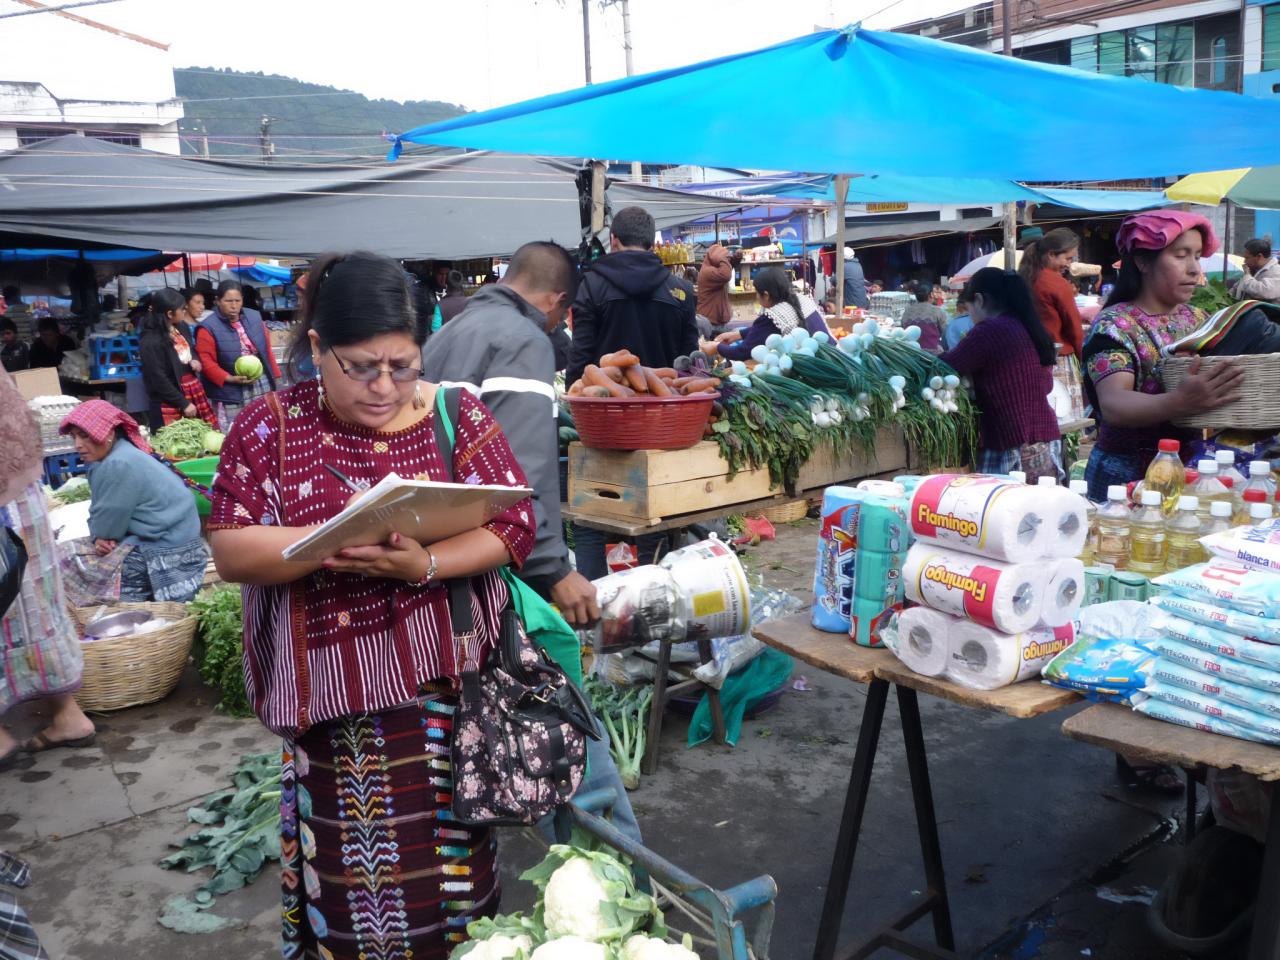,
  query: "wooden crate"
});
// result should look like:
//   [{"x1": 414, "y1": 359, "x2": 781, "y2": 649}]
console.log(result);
[
  {"x1": 796, "y1": 427, "x2": 909, "y2": 492},
  {"x1": 568, "y1": 441, "x2": 775, "y2": 523}
]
